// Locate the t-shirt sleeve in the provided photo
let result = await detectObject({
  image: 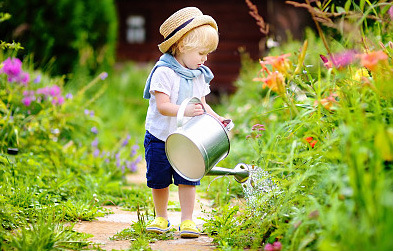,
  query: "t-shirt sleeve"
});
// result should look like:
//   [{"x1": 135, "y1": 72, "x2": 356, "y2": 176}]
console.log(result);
[
  {"x1": 149, "y1": 67, "x2": 174, "y2": 97},
  {"x1": 202, "y1": 75, "x2": 211, "y2": 97}
]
